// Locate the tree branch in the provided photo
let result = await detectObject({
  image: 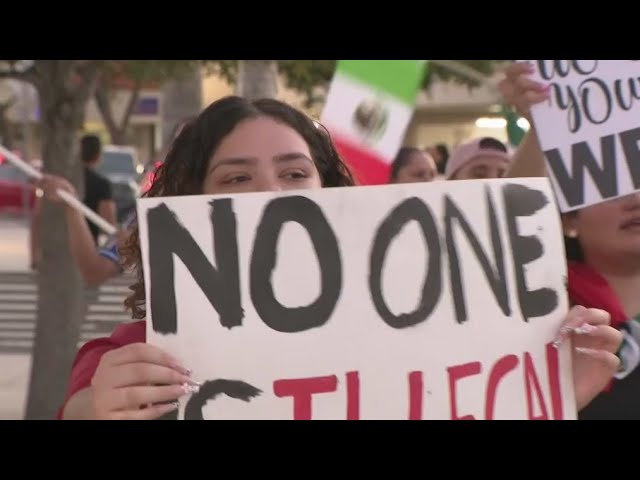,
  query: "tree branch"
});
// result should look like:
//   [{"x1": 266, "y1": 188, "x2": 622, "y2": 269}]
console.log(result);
[
  {"x1": 73, "y1": 60, "x2": 103, "y2": 99},
  {"x1": 120, "y1": 78, "x2": 142, "y2": 133},
  {"x1": 94, "y1": 80, "x2": 119, "y2": 138}
]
